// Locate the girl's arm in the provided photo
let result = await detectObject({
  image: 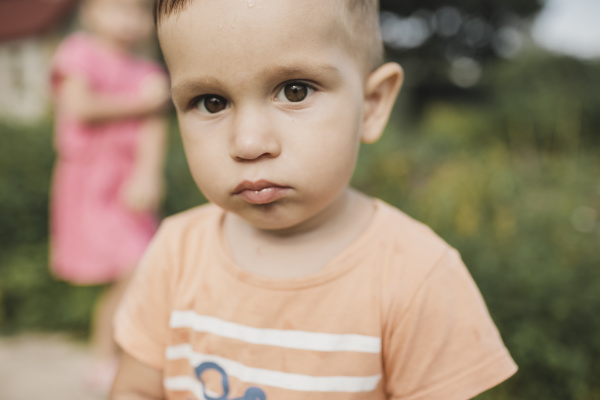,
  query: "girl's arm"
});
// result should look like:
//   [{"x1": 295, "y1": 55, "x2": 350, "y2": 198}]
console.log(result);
[
  {"x1": 58, "y1": 73, "x2": 169, "y2": 124},
  {"x1": 121, "y1": 116, "x2": 168, "y2": 213},
  {"x1": 110, "y1": 352, "x2": 164, "y2": 400}
]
